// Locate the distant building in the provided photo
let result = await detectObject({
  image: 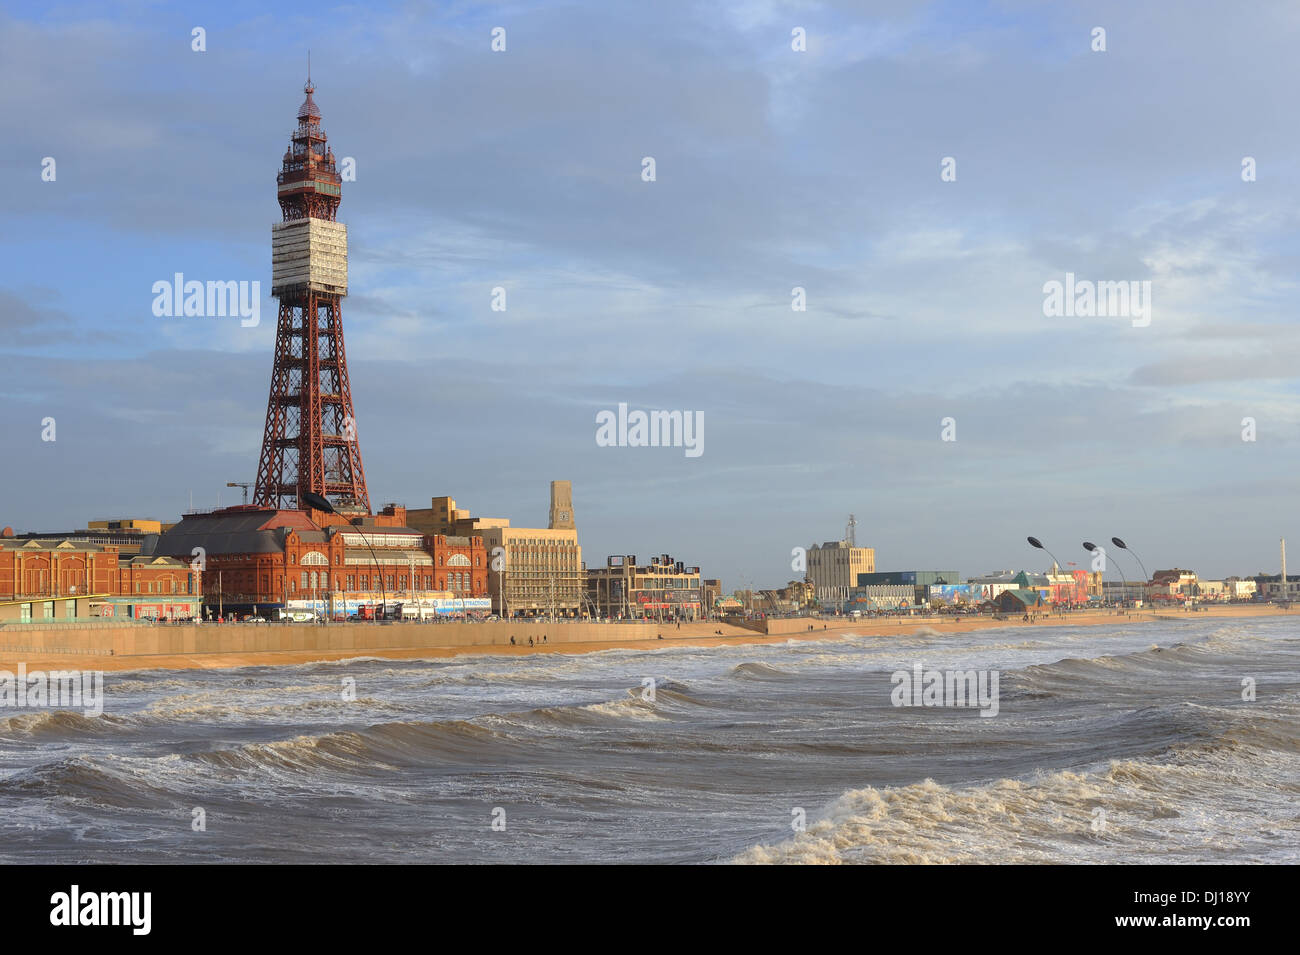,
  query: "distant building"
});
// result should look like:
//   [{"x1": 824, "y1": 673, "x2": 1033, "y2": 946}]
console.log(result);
[
  {"x1": 86, "y1": 518, "x2": 172, "y2": 535},
  {"x1": 6, "y1": 517, "x2": 175, "y2": 557},
  {"x1": 406, "y1": 495, "x2": 510, "y2": 538},
  {"x1": 702, "y1": 578, "x2": 723, "y2": 613},
  {"x1": 808, "y1": 540, "x2": 875, "y2": 605},
  {"x1": 968, "y1": 570, "x2": 1055, "y2": 602},
  {"x1": 967, "y1": 571, "x2": 1026, "y2": 601},
  {"x1": 1225, "y1": 577, "x2": 1258, "y2": 600},
  {"x1": 995, "y1": 589, "x2": 1047, "y2": 613},
  {"x1": 858, "y1": 570, "x2": 959, "y2": 587},
  {"x1": 1254, "y1": 573, "x2": 1299, "y2": 601},
  {"x1": 587, "y1": 555, "x2": 702, "y2": 621},
  {"x1": 1147, "y1": 569, "x2": 1198, "y2": 603},
  {"x1": 407, "y1": 483, "x2": 583, "y2": 618},
  {"x1": 1102, "y1": 580, "x2": 1147, "y2": 604},
  {"x1": 847, "y1": 584, "x2": 914, "y2": 611},
  {"x1": 1044, "y1": 566, "x2": 1088, "y2": 606}
]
